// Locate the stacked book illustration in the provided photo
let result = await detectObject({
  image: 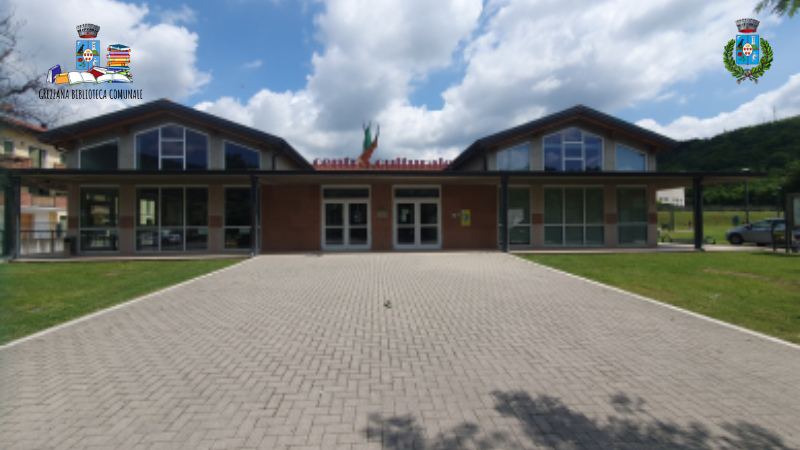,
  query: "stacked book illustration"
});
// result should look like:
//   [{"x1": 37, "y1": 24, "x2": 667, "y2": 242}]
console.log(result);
[{"x1": 105, "y1": 44, "x2": 132, "y2": 82}]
